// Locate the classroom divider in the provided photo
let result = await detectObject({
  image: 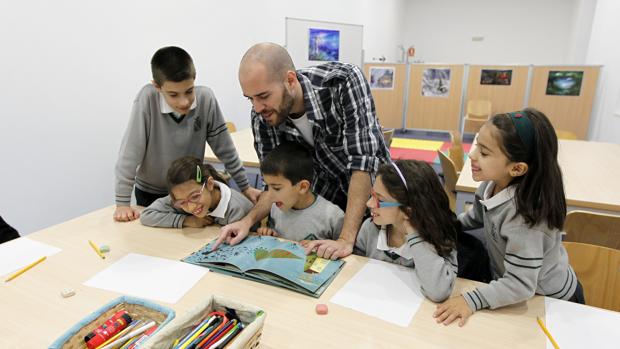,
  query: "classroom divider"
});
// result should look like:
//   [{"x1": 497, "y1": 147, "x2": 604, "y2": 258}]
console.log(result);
[
  {"x1": 406, "y1": 64, "x2": 464, "y2": 131},
  {"x1": 364, "y1": 63, "x2": 407, "y2": 129},
  {"x1": 363, "y1": 63, "x2": 602, "y2": 140},
  {"x1": 528, "y1": 66, "x2": 600, "y2": 140}
]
